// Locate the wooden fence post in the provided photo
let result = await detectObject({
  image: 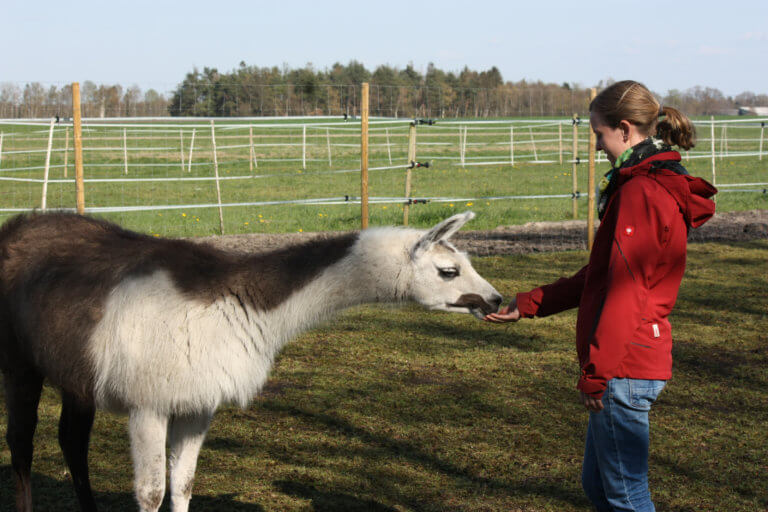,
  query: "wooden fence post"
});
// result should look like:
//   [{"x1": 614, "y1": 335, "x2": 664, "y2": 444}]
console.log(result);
[
  {"x1": 302, "y1": 124, "x2": 307, "y2": 170},
  {"x1": 360, "y1": 82, "x2": 369, "y2": 229},
  {"x1": 587, "y1": 88, "x2": 597, "y2": 251},
  {"x1": 385, "y1": 127, "x2": 392, "y2": 165},
  {"x1": 72, "y1": 82, "x2": 85, "y2": 214},
  {"x1": 759, "y1": 122, "x2": 764, "y2": 161},
  {"x1": 558, "y1": 122, "x2": 563, "y2": 164},
  {"x1": 529, "y1": 127, "x2": 538, "y2": 161},
  {"x1": 210, "y1": 120, "x2": 225, "y2": 234},
  {"x1": 403, "y1": 122, "x2": 417, "y2": 226},
  {"x1": 41, "y1": 118, "x2": 55, "y2": 210}
]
